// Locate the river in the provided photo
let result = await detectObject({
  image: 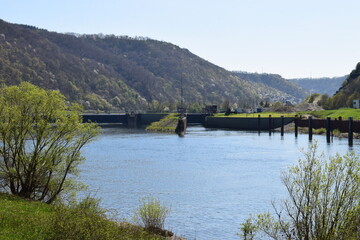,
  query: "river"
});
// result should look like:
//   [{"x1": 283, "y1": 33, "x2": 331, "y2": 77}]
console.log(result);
[{"x1": 80, "y1": 125, "x2": 359, "y2": 240}]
